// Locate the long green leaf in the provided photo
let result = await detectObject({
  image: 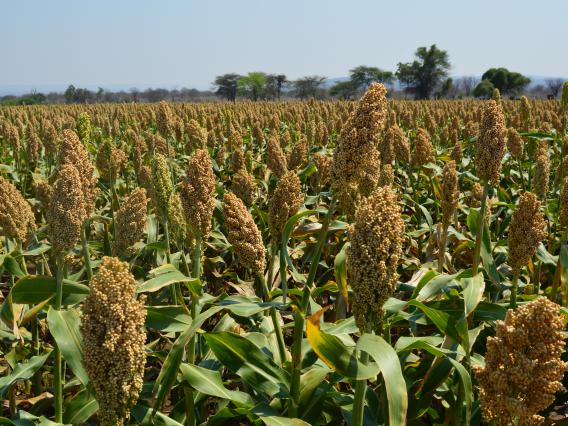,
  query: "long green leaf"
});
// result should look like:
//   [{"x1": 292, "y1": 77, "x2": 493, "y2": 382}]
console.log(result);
[
  {"x1": 47, "y1": 307, "x2": 89, "y2": 386},
  {"x1": 204, "y1": 331, "x2": 290, "y2": 397},
  {"x1": 138, "y1": 263, "x2": 200, "y2": 294},
  {"x1": 357, "y1": 334, "x2": 408, "y2": 426},
  {"x1": 0, "y1": 351, "x2": 52, "y2": 397},
  {"x1": 63, "y1": 388, "x2": 99, "y2": 424},
  {"x1": 152, "y1": 305, "x2": 223, "y2": 414},
  {"x1": 179, "y1": 363, "x2": 254, "y2": 407},
  {"x1": 11, "y1": 275, "x2": 89, "y2": 306}
]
